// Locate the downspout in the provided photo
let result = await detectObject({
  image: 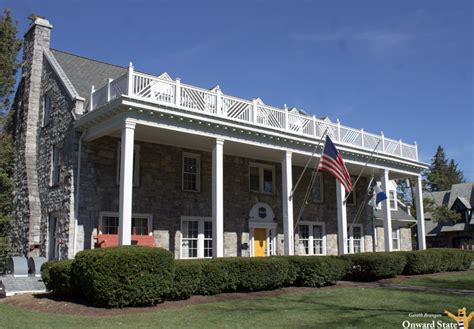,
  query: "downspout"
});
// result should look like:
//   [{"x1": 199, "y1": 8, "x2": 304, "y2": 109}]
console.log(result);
[{"x1": 73, "y1": 129, "x2": 87, "y2": 256}]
